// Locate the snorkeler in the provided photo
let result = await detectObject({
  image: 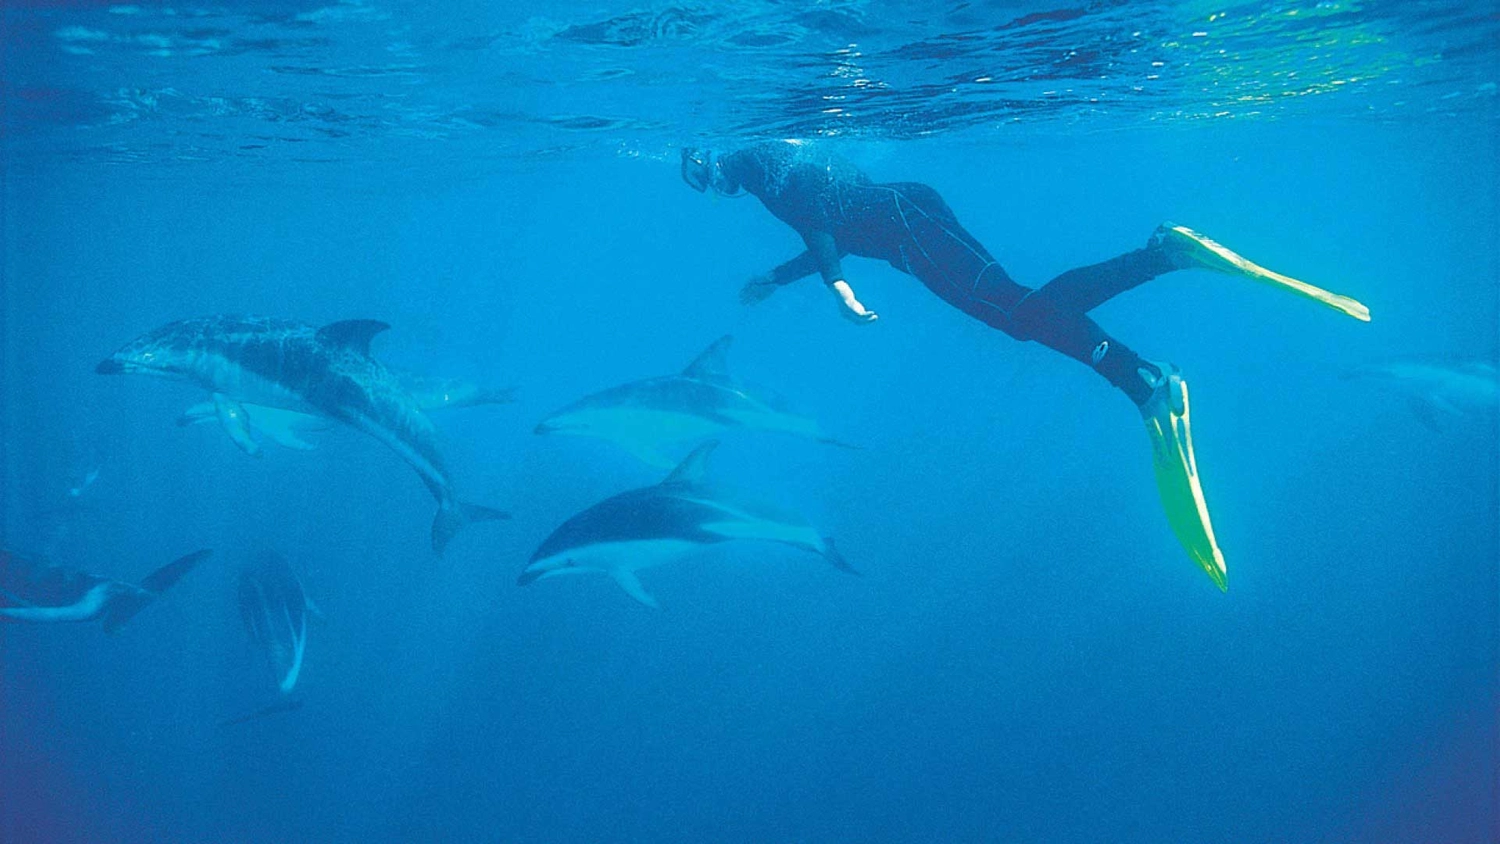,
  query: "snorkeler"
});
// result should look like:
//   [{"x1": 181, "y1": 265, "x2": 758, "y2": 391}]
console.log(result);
[{"x1": 680, "y1": 140, "x2": 1370, "y2": 590}]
